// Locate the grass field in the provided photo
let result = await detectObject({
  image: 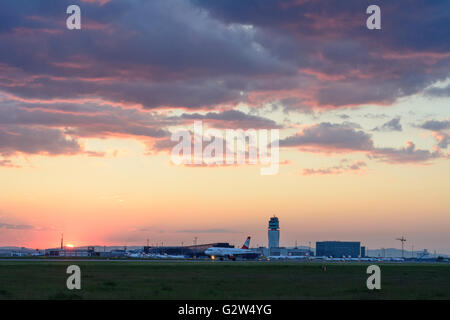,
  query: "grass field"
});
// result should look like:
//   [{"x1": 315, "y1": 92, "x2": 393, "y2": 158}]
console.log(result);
[{"x1": 0, "y1": 260, "x2": 449, "y2": 300}]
